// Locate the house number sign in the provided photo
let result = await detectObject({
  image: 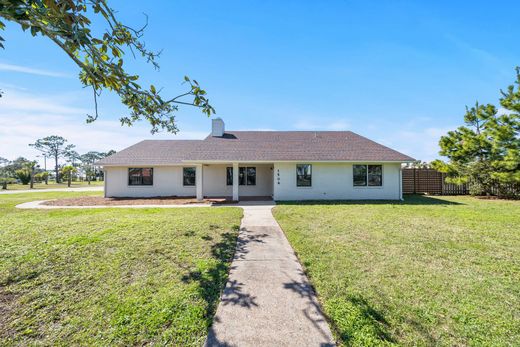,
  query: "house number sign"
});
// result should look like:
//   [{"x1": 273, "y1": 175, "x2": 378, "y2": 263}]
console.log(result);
[{"x1": 277, "y1": 169, "x2": 280, "y2": 185}]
